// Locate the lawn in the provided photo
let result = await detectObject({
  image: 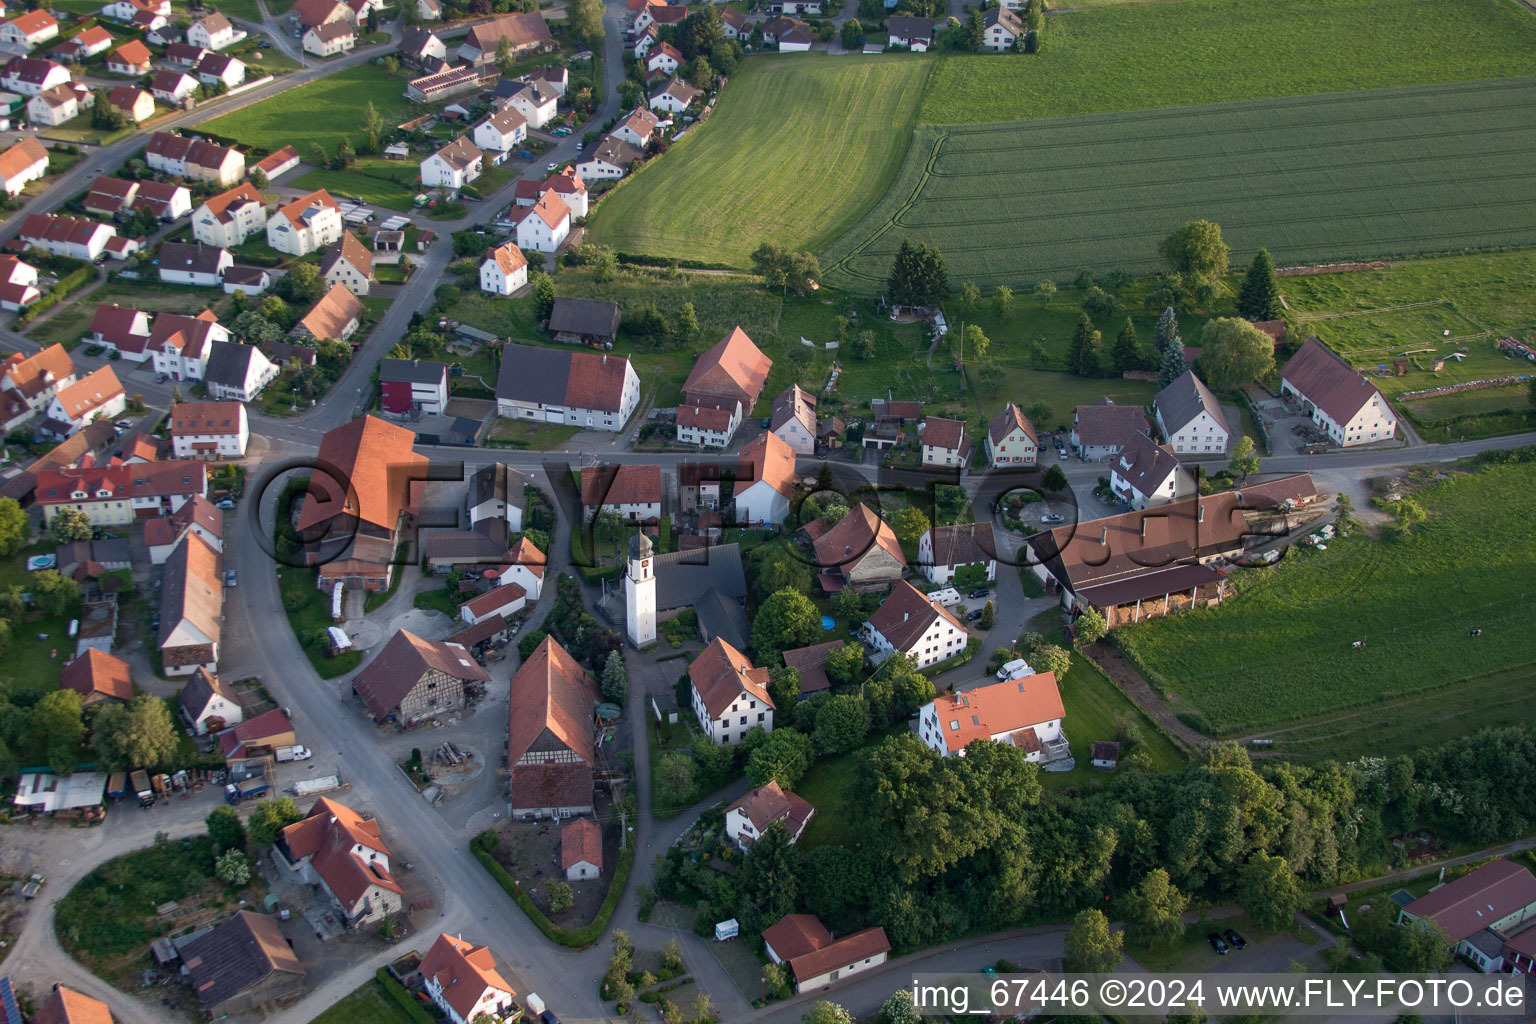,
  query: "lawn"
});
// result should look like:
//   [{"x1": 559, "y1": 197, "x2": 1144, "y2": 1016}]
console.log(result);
[
  {"x1": 277, "y1": 567, "x2": 363, "y2": 678},
  {"x1": 794, "y1": 725, "x2": 905, "y2": 848},
  {"x1": 1042, "y1": 648, "x2": 1186, "y2": 792},
  {"x1": 309, "y1": 978, "x2": 420, "y2": 1024},
  {"x1": 25, "y1": 281, "x2": 230, "y2": 351},
  {"x1": 586, "y1": 54, "x2": 933, "y2": 267},
  {"x1": 202, "y1": 62, "x2": 418, "y2": 156},
  {"x1": 1115, "y1": 458, "x2": 1536, "y2": 743},
  {"x1": 0, "y1": 541, "x2": 83, "y2": 699},
  {"x1": 294, "y1": 155, "x2": 421, "y2": 212},
  {"x1": 824, "y1": 76, "x2": 1536, "y2": 288},
  {"x1": 918, "y1": 0, "x2": 1536, "y2": 125}
]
